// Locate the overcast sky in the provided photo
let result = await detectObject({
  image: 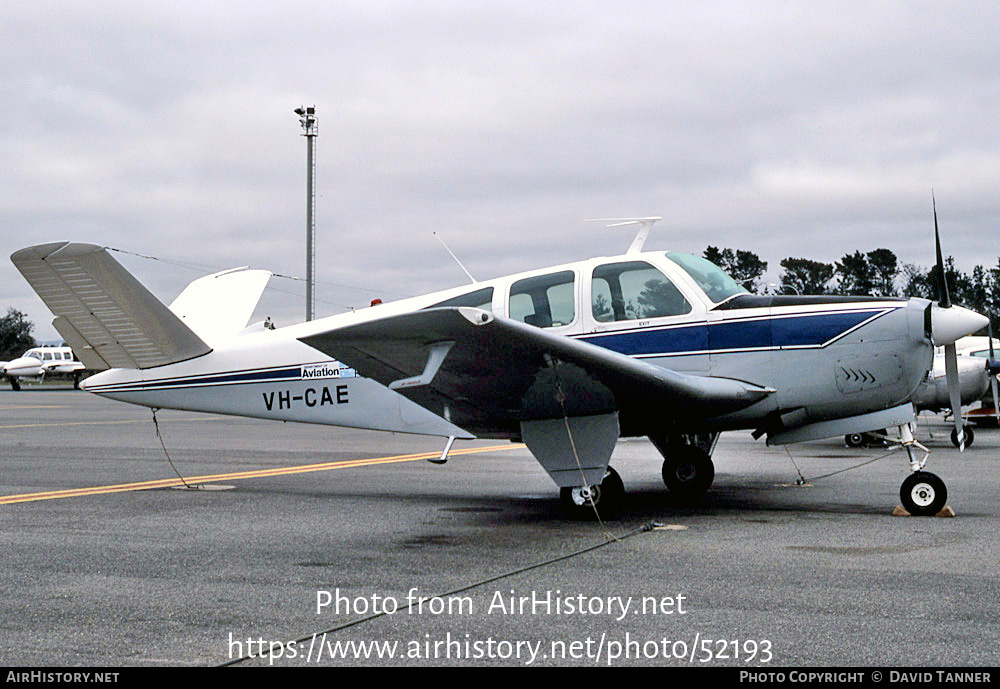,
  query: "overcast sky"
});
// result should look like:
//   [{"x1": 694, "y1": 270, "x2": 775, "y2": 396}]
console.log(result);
[{"x1": 3, "y1": 1, "x2": 999, "y2": 341}]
